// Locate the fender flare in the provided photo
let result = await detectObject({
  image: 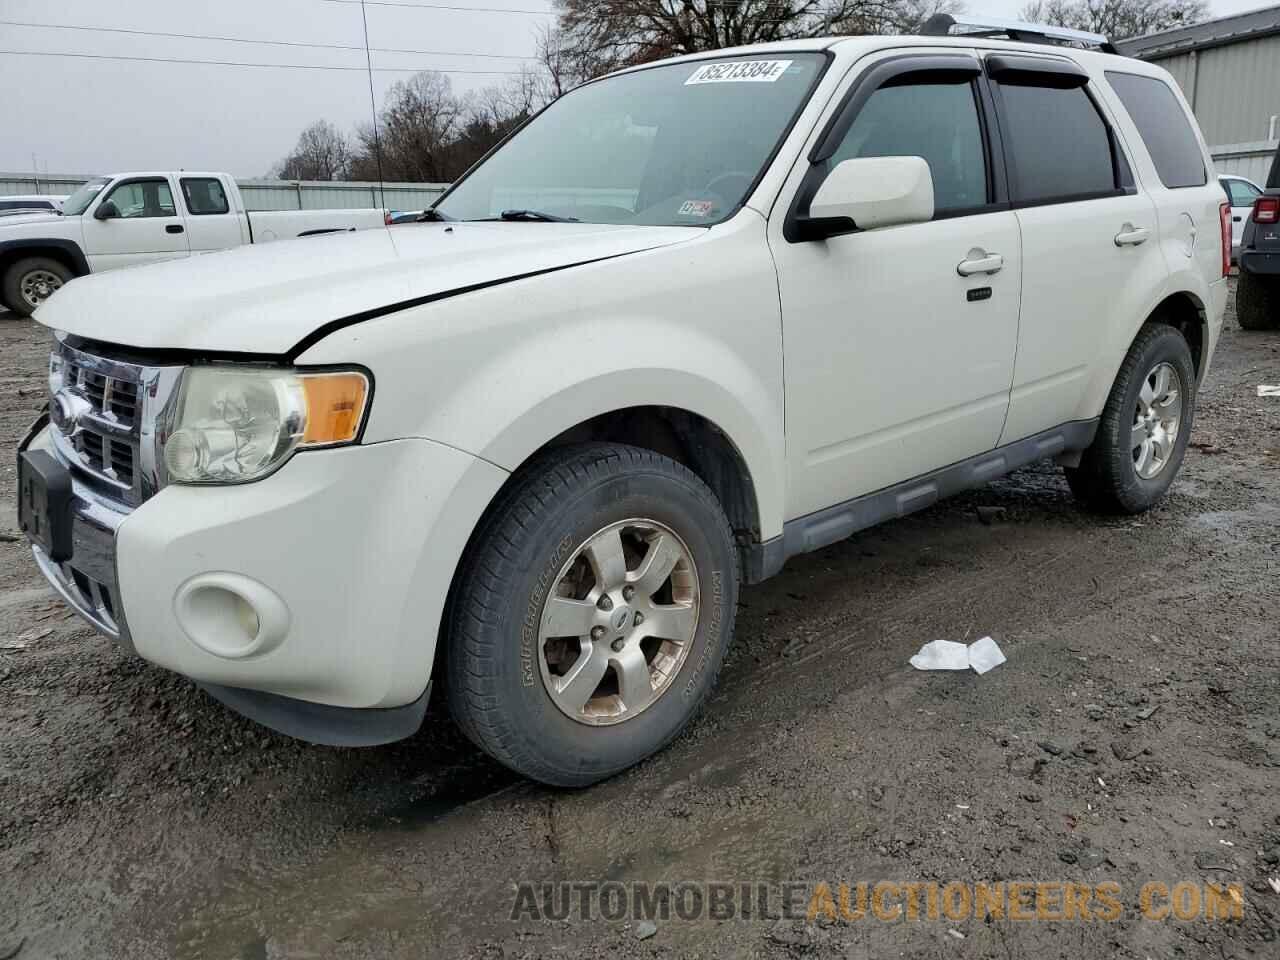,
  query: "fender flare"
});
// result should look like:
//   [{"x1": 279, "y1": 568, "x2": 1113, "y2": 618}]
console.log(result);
[{"x1": 0, "y1": 237, "x2": 90, "y2": 277}]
